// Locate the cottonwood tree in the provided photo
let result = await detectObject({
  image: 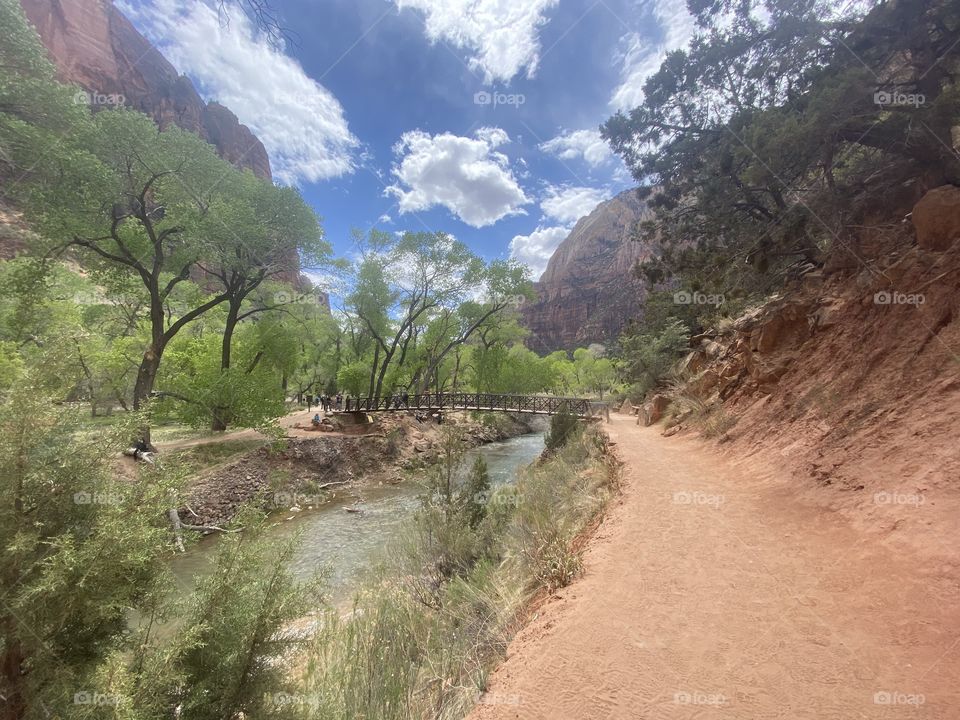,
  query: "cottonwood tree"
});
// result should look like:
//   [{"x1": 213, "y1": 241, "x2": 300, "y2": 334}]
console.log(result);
[
  {"x1": 15, "y1": 105, "x2": 327, "y2": 440},
  {"x1": 346, "y1": 229, "x2": 531, "y2": 398}
]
